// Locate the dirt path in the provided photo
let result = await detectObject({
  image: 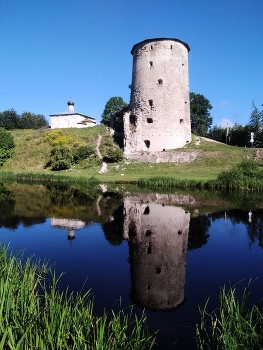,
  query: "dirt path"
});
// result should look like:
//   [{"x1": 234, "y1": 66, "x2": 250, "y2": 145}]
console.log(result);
[
  {"x1": 96, "y1": 135, "x2": 108, "y2": 174},
  {"x1": 200, "y1": 137, "x2": 225, "y2": 144}
]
